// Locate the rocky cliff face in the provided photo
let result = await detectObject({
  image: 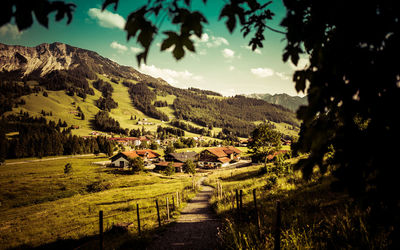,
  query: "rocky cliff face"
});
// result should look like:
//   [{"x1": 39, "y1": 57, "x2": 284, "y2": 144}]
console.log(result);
[{"x1": 0, "y1": 42, "x2": 164, "y2": 84}]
